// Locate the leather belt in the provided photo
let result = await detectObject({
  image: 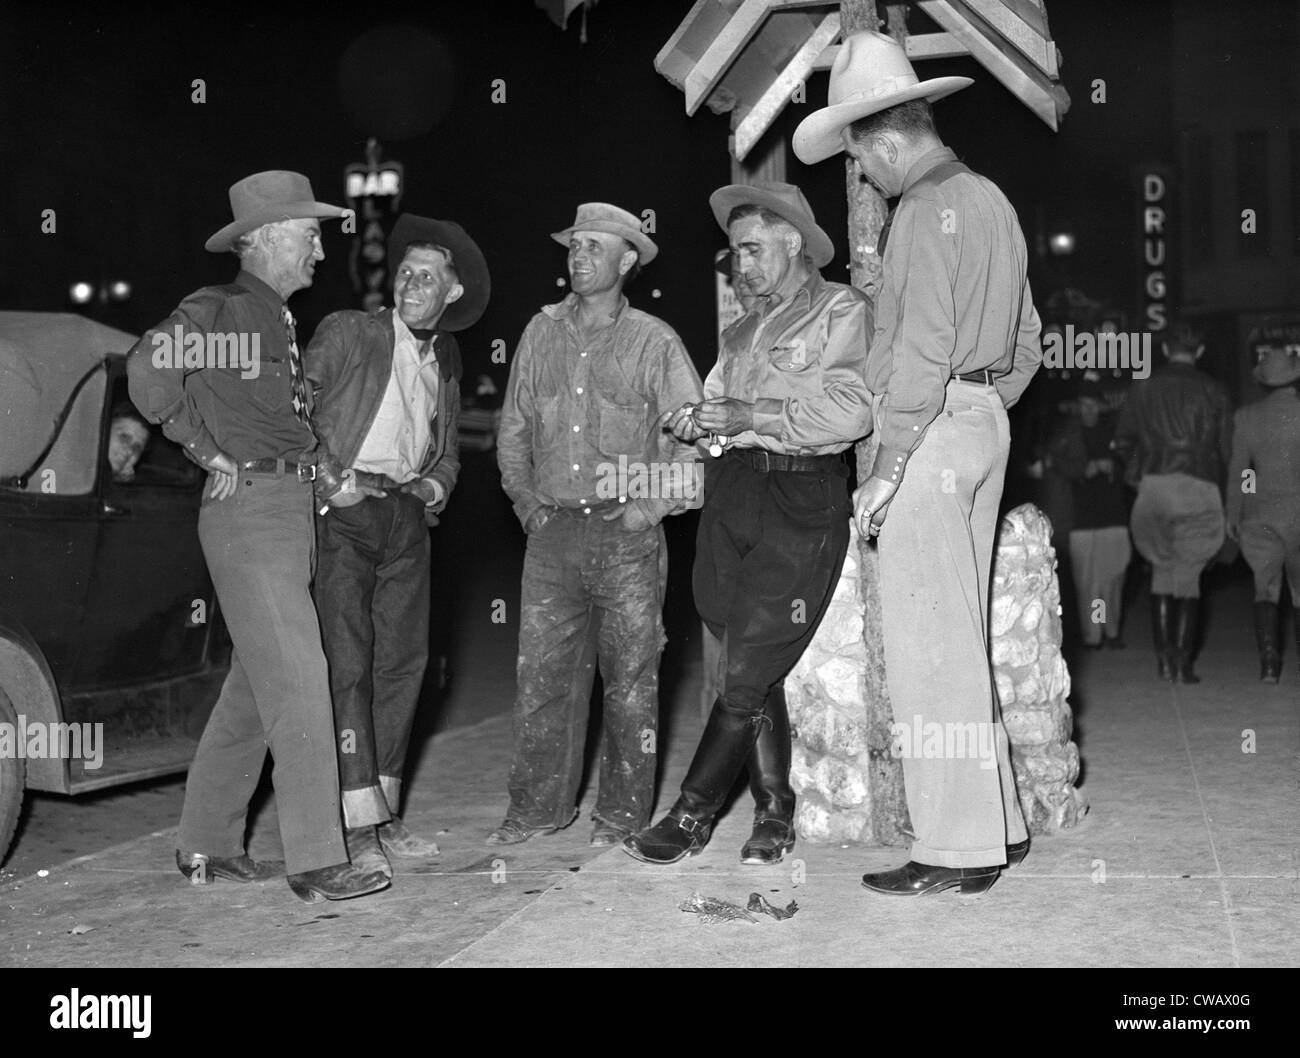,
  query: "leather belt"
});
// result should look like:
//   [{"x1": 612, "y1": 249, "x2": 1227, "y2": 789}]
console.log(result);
[
  {"x1": 240, "y1": 458, "x2": 317, "y2": 481},
  {"x1": 952, "y1": 369, "x2": 996, "y2": 386},
  {"x1": 352, "y1": 470, "x2": 408, "y2": 492},
  {"x1": 729, "y1": 448, "x2": 843, "y2": 473}
]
